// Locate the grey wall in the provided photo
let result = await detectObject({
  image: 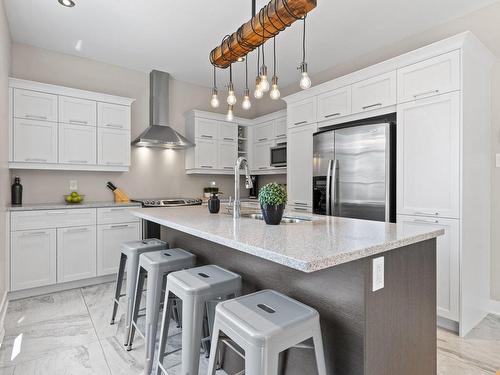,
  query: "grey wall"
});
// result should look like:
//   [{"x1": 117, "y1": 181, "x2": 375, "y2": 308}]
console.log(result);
[{"x1": 10, "y1": 43, "x2": 256, "y2": 203}]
